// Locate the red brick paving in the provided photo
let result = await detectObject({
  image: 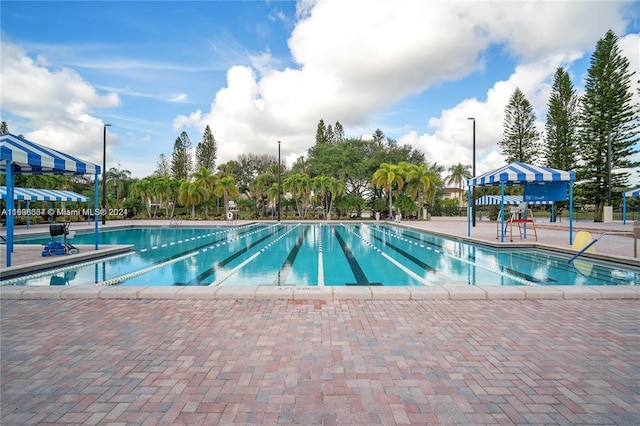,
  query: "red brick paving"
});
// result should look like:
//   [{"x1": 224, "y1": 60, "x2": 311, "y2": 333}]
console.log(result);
[{"x1": 1, "y1": 299, "x2": 639, "y2": 425}]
